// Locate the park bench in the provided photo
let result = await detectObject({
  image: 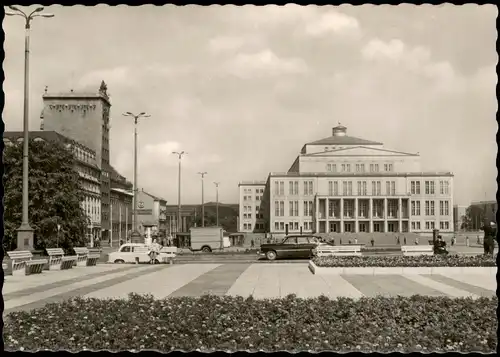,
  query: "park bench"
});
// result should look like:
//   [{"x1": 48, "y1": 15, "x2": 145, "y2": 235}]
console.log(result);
[
  {"x1": 6, "y1": 251, "x2": 48, "y2": 276},
  {"x1": 313, "y1": 244, "x2": 363, "y2": 257},
  {"x1": 73, "y1": 247, "x2": 100, "y2": 266},
  {"x1": 401, "y1": 245, "x2": 434, "y2": 256},
  {"x1": 45, "y1": 248, "x2": 78, "y2": 270}
]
